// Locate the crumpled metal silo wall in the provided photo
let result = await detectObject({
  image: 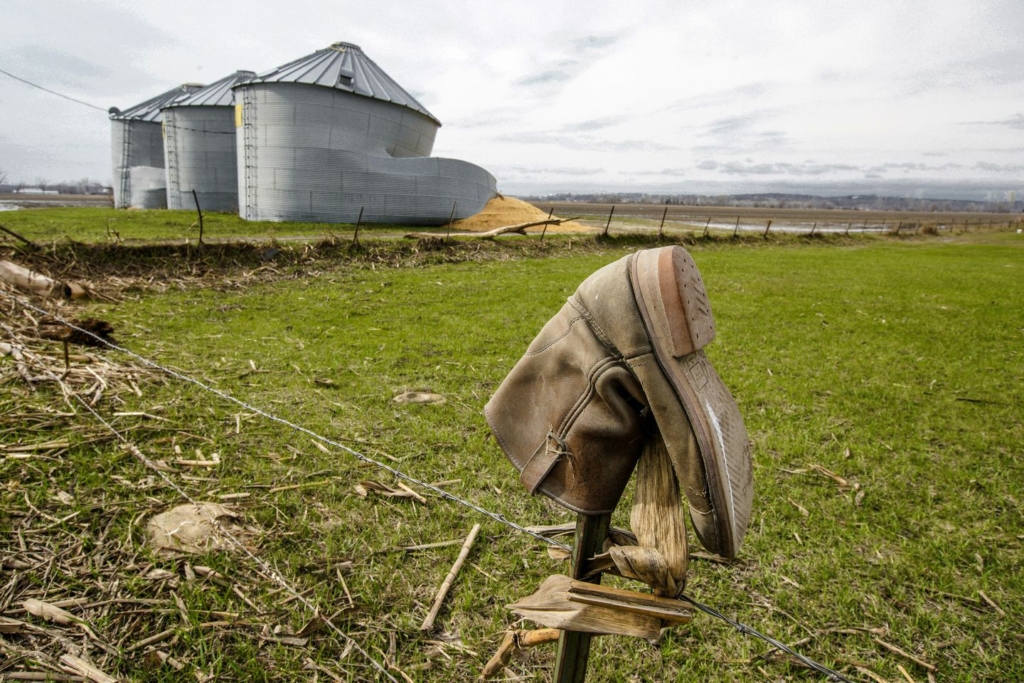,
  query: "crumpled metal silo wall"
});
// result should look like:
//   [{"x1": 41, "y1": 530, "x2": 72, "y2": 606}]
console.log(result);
[
  {"x1": 110, "y1": 119, "x2": 168, "y2": 209},
  {"x1": 235, "y1": 82, "x2": 496, "y2": 224},
  {"x1": 163, "y1": 107, "x2": 240, "y2": 212}
]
